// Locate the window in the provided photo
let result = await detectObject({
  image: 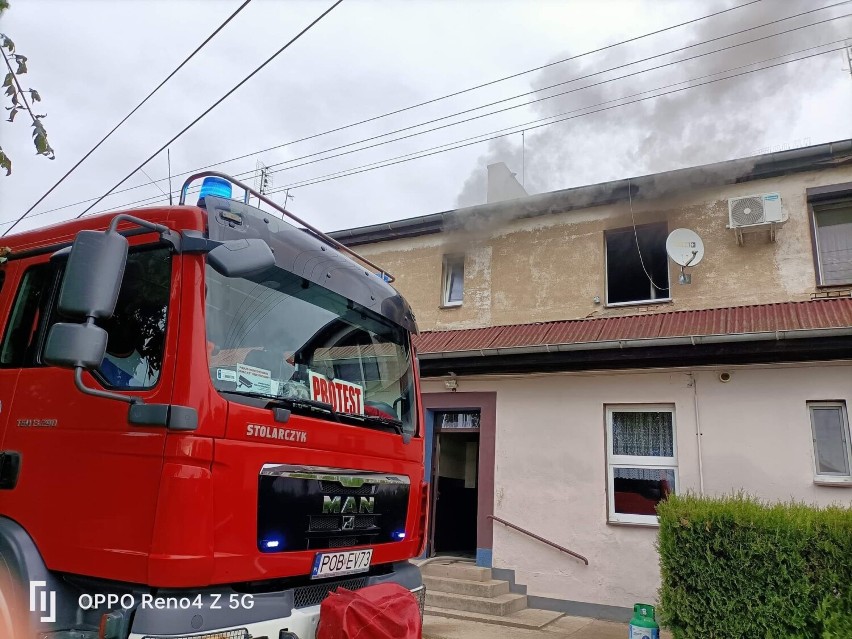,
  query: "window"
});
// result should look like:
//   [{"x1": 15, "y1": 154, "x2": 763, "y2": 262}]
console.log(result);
[
  {"x1": 808, "y1": 402, "x2": 851, "y2": 484},
  {"x1": 0, "y1": 263, "x2": 55, "y2": 368},
  {"x1": 813, "y1": 201, "x2": 852, "y2": 285},
  {"x1": 435, "y1": 411, "x2": 480, "y2": 430},
  {"x1": 442, "y1": 255, "x2": 464, "y2": 307},
  {"x1": 94, "y1": 248, "x2": 171, "y2": 389},
  {"x1": 606, "y1": 405, "x2": 677, "y2": 524},
  {"x1": 605, "y1": 224, "x2": 670, "y2": 305}
]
